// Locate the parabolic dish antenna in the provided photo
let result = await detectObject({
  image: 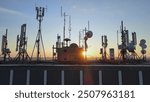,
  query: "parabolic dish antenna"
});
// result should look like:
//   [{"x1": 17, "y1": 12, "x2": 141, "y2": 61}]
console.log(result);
[
  {"x1": 127, "y1": 42, "x2": 135, "y2": 52},
  {"x1": 142, "y1": 44, "x2": 147, "y2": 49},
  {"x1": 140, "y1": 39, "x2": 146, "y2": 44},
  {"x1": 86, "y1": 31, "x2": 93, "y2": 38},
  {"x1": 141, "y1": 50, "x2": 146, "y2": 54}
]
